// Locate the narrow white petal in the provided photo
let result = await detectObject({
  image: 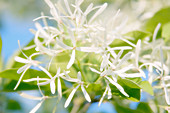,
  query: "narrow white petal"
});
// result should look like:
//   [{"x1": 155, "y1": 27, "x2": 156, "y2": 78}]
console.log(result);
[
  {"x1": 89, "y1": 3, "x2": 108, "y2": 23},
  {"x1": 98, "y1": 87, "x2": 108, "y2": 106},
  {"x1": 108, "y1": 46, "x2": 132, "y2": 51},
  {"x1": 58, "y1": 77, "x2": 62, "y2": 98},
  {"x1": 38, "y1": 80, "x2": 51, "y2": 86},
  {"x1": 119, "y1": 73, "x2": 143, "y2": 78},
  {"x1": 119, "y1": 37, "x2": 136, "y2": 47},
  {"x1": 18, "y1": 92, "x2": 42, "y2": 100},
  {"x1": 163, "y1": 76, "x2": 170, "y2": 81},
  {"x1": 77, "y1": 71, "x2": 81, "y2": 81},
  {"x1": 135, "y1": 39, "x2": 141, "y2": 68},
  {"x1": 23, "y1": 45, "x2": 36, "y2": 50},
  {"x1": 14, "y1": 65, "x2": 31, "y2": 90},
  {"x1": 100, "y1": 54, "x2": 110, "y2": 71},
  {"x1": 108, "y1": 61, "x2": 116, "y2": 69},
  {"x1": 162, "y1": 79, "x2": 170, "y2": 105},
  {"x1": 38, "y1": 66, "x2": 52, "y2": 78},
  {"x1": 30, "y1": 100, "x2": 44, "y2": 113},
  {"x1": 64, "y1": 85, "x2": 80, "y2": 108},
  {"x1": 57, "y1": 67, "x2": 61, "y2": 76},
  {"x1": 100, "y1": 69, "x2": 114, "y2": 77},
  {"x1": 35, "y1": 22, "x2": 49, "y2": 38},
  {"x1": 17, "y1": 64, "x2": 29, "y2": 74},
  {"x1": 56, "y1": 38, "x2": 72, "y2": 50},
  {"x1": 107, "y1": 86, "x2": 112, "y2": 99},
  {"x1": 110, "y1": 50, "x2": 117, "y2": 59},
  {"x1": 114, "y1": 64, "x2": 134, "y2": 73},
  {"x1": 15, "y1": 56, "x2": 30, "y2": 64},
  {"x1": 50, "y1": 80, "x2": 56, "y2": 94},
  {"x1": 105, "y1": 76, "x2": 129, "y2": 97},
  {"x1": 89, "y1": 67, "x2": 101, "y2": 74},
  {"x1": 138, "y1": 69, "x2": 146, "y2": 78},
  {"x1": 67, "y1": 50, "x2": 75, "y2": 69},
  {"x1": 76, "y1": 0, "x2": 84, "y2": 6},
  {"x1": 84, "y1": 3, "x2": 93, "y2": 16},
  {"x1": 153, "y1": 23, "x2": 161, "y2": 42},
  {"x1": 116, "y1": 50, "x2": 123, "y2": 61},
  {"x1": 64, "y1": 0, "x2": 72, "y2": 16},
  {"x1": 81, "y1": 85, "x2": 91, "y2": 102},
  {"x1": 23, "y1": 78, "x2": 49, "y2": 82},
  {"x1": 77, "y1": 47, "x2": 102, "y2": 53},
  {"x1": 116, "y1": 52, "x2": 132, "y2": 68}
]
